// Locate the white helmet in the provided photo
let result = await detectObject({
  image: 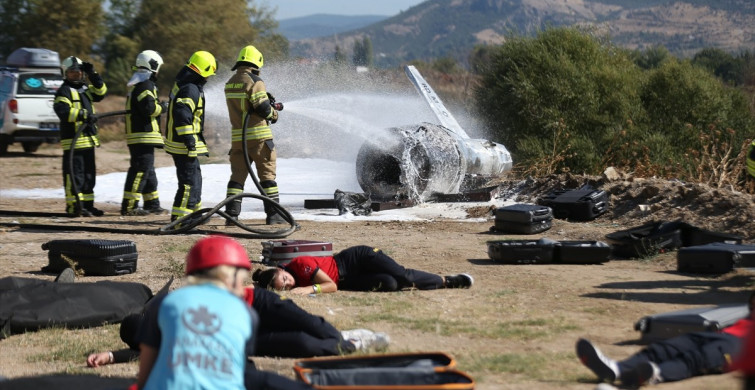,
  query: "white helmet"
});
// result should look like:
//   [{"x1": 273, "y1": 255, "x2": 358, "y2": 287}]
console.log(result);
[
  {"x1": 60, "y1": 56, "x2": 84, "y2": 76},
  {"x1": 134, "y1": 50, "x2": 163, "y2": 73}
]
